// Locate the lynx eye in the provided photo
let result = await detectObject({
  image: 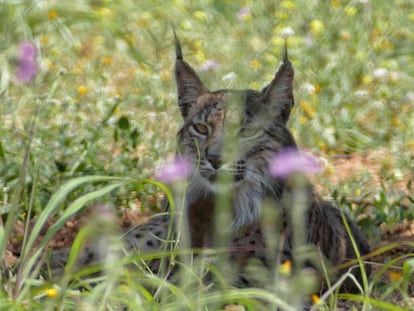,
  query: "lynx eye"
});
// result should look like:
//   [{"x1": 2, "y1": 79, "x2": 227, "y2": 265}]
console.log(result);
[
  {"x1": 239, "y1": 127, "x2": 261, "y2": 139},
  {"x1": 191, "y1": 123, "x2": 209, "y2": 136}
]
